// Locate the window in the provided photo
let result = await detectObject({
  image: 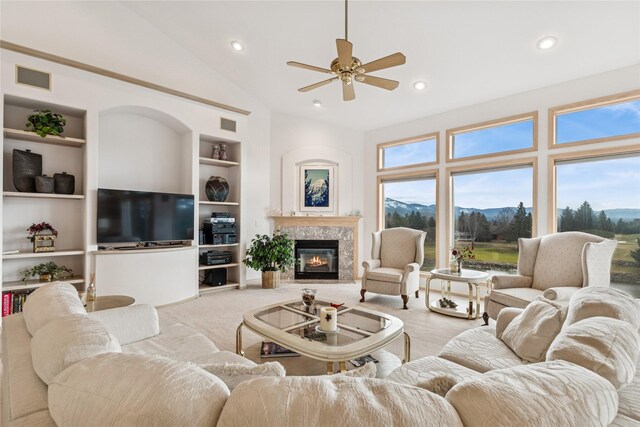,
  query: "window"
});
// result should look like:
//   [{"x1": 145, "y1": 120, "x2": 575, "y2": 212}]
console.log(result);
[
  {"x1": 550, "y1": 90, "x2": 640, "y2": 147},
  {"x1": 447, "y1": 112, "x2": 537, "y2": 160},
  {"x1": 378, "y1": 133, "x2": 438, "y2": 171},
  {"x1": 554, "y1": 152, "x2": 640, "y2": 290},
  {"x1": 379, "y1": 173, "x2": 437, "y2": 270},
  {"x1": 450, "y1": 163, "x2": 535, "y2": 272}
]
